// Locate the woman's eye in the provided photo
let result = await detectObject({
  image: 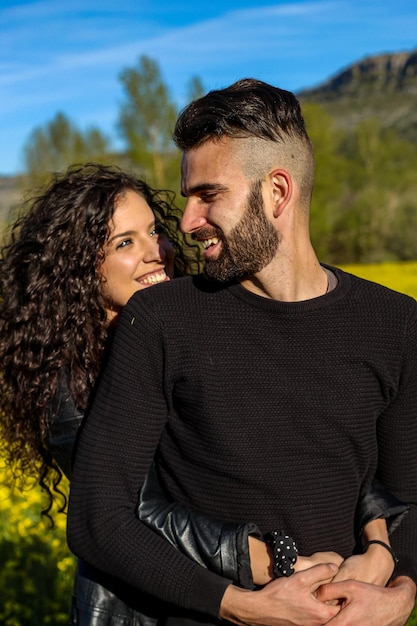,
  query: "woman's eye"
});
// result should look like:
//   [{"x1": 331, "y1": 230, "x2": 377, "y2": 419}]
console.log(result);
[
  {"x1": 116, "y1": 238, "x2": 132, "y2": 249},
  {"x1": 150, "y1": 224, "x2": 164, "y2": 237}
]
